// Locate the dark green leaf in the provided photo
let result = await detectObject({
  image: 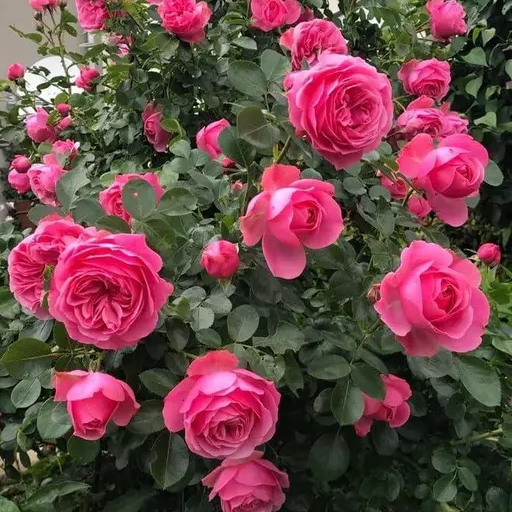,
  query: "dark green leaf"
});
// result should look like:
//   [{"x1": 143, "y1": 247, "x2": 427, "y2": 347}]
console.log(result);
[
  {"x1": 196, "y1": 329, "x2": 222, "y2": 348},
  {"x1": 371, "y1": 423, "x2": 399, "y2": 456},
  {"x1": 127, "y1": 400, "x2": 165, "y2": 434},
  {"x1": 233, "y1": 36, "x2": 257, "y2": 51},
  {"x1": 67, "y1": 437, "x2": 100, "y2": 464},
  {"x1": 122, "y1": 179, "x2": 157, "y2": 220},
  {"x1": 10, "y1": 378, "x2": 41, "y2": 409},
  {"x1": 331, "y1": 377, "x2": 364, "y2": 425},
  {"x1": 219, "y1": 127, "x2": 256, "y2": 168},
  {"x1": 53, "y1": 322, "x2": 74, "y2": 350},
  {"x1": 150, "y1": 432, "x2": 190, "y2": 489},
  {"x1": 458, "y1": 467, "x2": 477, "y2": 491},
  {"x1": 260, "y1": 49, "x2": 291, "y2": 83},
  {"x1": 96, "y1": 215, "x2": 131, "y2": 233},
  {"x1": 431, "y1": 449, "x2": 457, "y2": 473},
  {"x1": 237, "y1": 106, "x2": 280, "y2": 149},
  {"x1": 309, "y1": 433, "x2": 350, "y2": 481},
  {"x1": 165, "y1": 318, "x2": 190, "y2": 351},
  {"x1": 227, "y1": 60, "x2": 267, "y2": 98},
  {"x1": 159, "y1": 188, "x2": 198, "y2": 216},
  {"x1": 28, "y1": 204, "x2": 61, "y2": 224},
  {"x1": 351, "y1": 365, "x2": 385, "y2": 400},
  {"x1": 140, "y1": 369, "x2": 176, "y2": 397},
  {"x1": 0, "y1": 497, "x2": 20, "y2": 512},
  {"x1": 72, "y1": 198, "x2": 105, "y2": 225},
  {"x1": 462, "y1": 47, "x2": 487, "y2": 66},
  {"x1": 37, "y1": 399, "x2": 72, "y2": 440},
  {"x1": 307, "y1": 355, "x2": 350, "y2": 381},
  {"x1": 253, "y1": 323, "x2": 305, "y2": 355},
  {"x1": 1, "y1": 338, "x2": 54, "y2": 379},
  {"x1": 432, "y1": 474, "x2": 457, "y2": 503},
  {"x1": 103, "y1": 490, "x2": 157, "y2": 512},
  {"x1": 484, "y1": 160, "x2": 504, "y2": 186},
  {"x1": 283, "y1": 352, "x2": 304, "y2": 396},
  {"x1": 56, "y1": 166, "x2": 90, "y2": 211},
  {"x1": 227, "y1": 305, "x2": 259, "y2": 342},
  {"x1": 25, "y1": 481, "x2": 89, "y2": 507},
  {"x1": 455, "y1": 355, "x2": 501, "y2": 407}
]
